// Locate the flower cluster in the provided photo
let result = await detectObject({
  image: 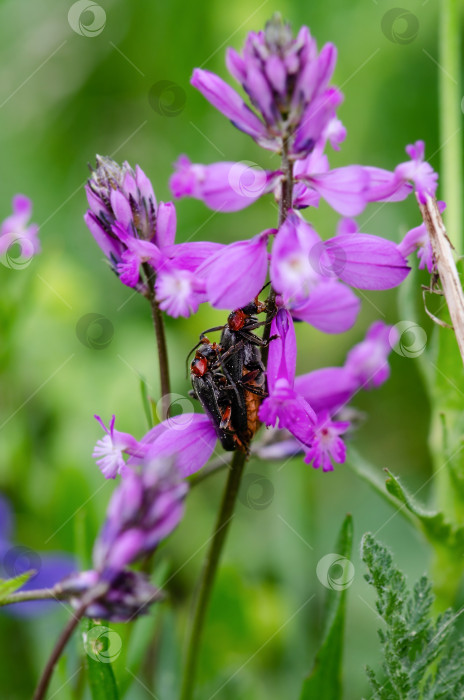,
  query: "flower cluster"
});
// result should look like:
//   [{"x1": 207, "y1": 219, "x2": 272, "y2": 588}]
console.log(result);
[
  {"x1": 83, "y1": 15, "x2": 439, "y2": 479},
  {"x1": 77, "y1": 15, "x2": 441, "y2": 620},
  {"x1": 60, "y1": 459, "x2": 187, "y2": 621}
]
